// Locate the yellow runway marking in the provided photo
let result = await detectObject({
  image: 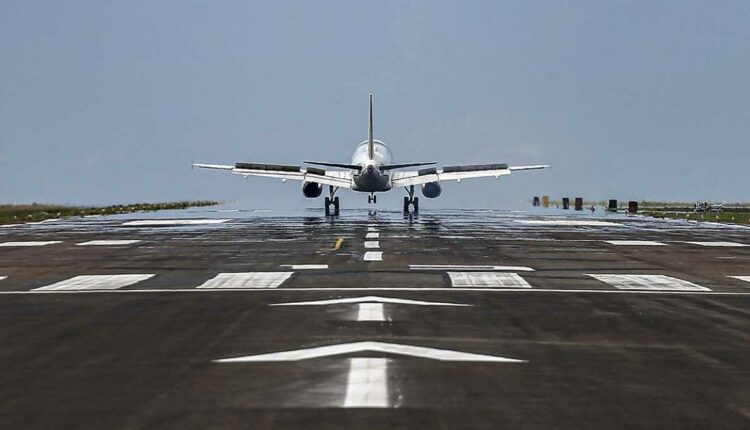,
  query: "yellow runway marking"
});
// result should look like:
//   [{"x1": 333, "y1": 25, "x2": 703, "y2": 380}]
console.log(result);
[{"x1": 334, "y1": 238, "x2": 344, "y2": 251}]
